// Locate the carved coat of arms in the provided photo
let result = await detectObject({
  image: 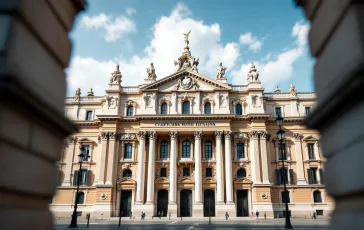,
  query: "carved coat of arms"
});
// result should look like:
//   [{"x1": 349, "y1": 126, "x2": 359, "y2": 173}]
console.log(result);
[{"x1": 175, "y1": 75, "x2": 198, "y2": 90}]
